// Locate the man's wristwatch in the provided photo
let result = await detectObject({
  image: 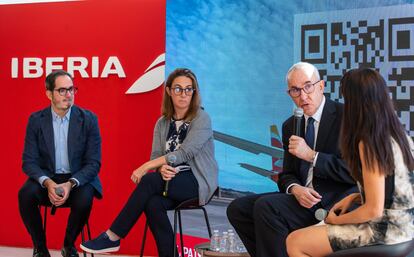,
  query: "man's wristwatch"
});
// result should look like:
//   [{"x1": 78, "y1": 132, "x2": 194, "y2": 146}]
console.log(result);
[{"x1": 68, "y1": 179, "x2": 77, "y2": 189}]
